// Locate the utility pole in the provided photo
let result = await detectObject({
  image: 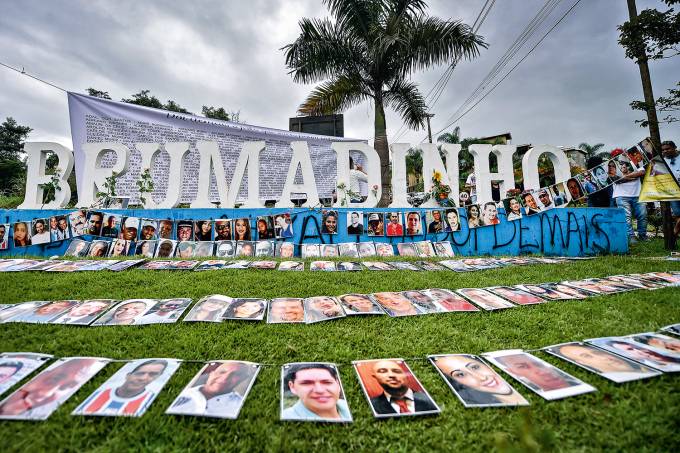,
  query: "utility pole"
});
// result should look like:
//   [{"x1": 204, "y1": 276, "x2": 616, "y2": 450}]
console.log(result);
[
  {"x1": 425, "y1": 113, "x2": 434, "y2": 143},
  {"x1": 626, "y1": 0, "x2": 675, "y2": 249}
]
